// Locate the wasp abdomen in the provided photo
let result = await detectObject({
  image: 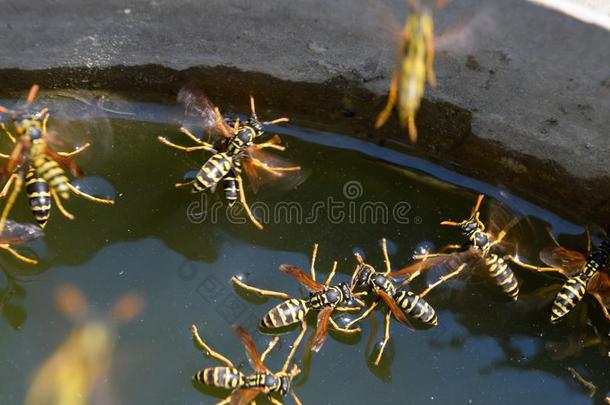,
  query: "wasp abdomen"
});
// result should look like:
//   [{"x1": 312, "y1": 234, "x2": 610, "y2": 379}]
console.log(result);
[
  {"x1": 222, "y1": 169, "x2": 239, "y2": 206},
  {"x1": 394, "y1": 290, "x2": 438, "y2": 326},
  {"x1": 194, "y1": 153, "x2": 232, "y2": 192},
  {"x1": 193, "y1": 367, "x2": 243, "y2": 389},
  {"x1": 551, "y1": 275, "x2": 587, "y2": 323},
  {"x1": 260, "y1": 299, "x2": 308, "y2": 329},
  {"x1": 485, "y1": 254, "x2": 519, "y2": 300},
  {"x1": 33, "y1": 156, "x2": 69, "y2": 199},
  {"x1": 25, "y1": 169, "x2": 51, "y2": 227}
]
